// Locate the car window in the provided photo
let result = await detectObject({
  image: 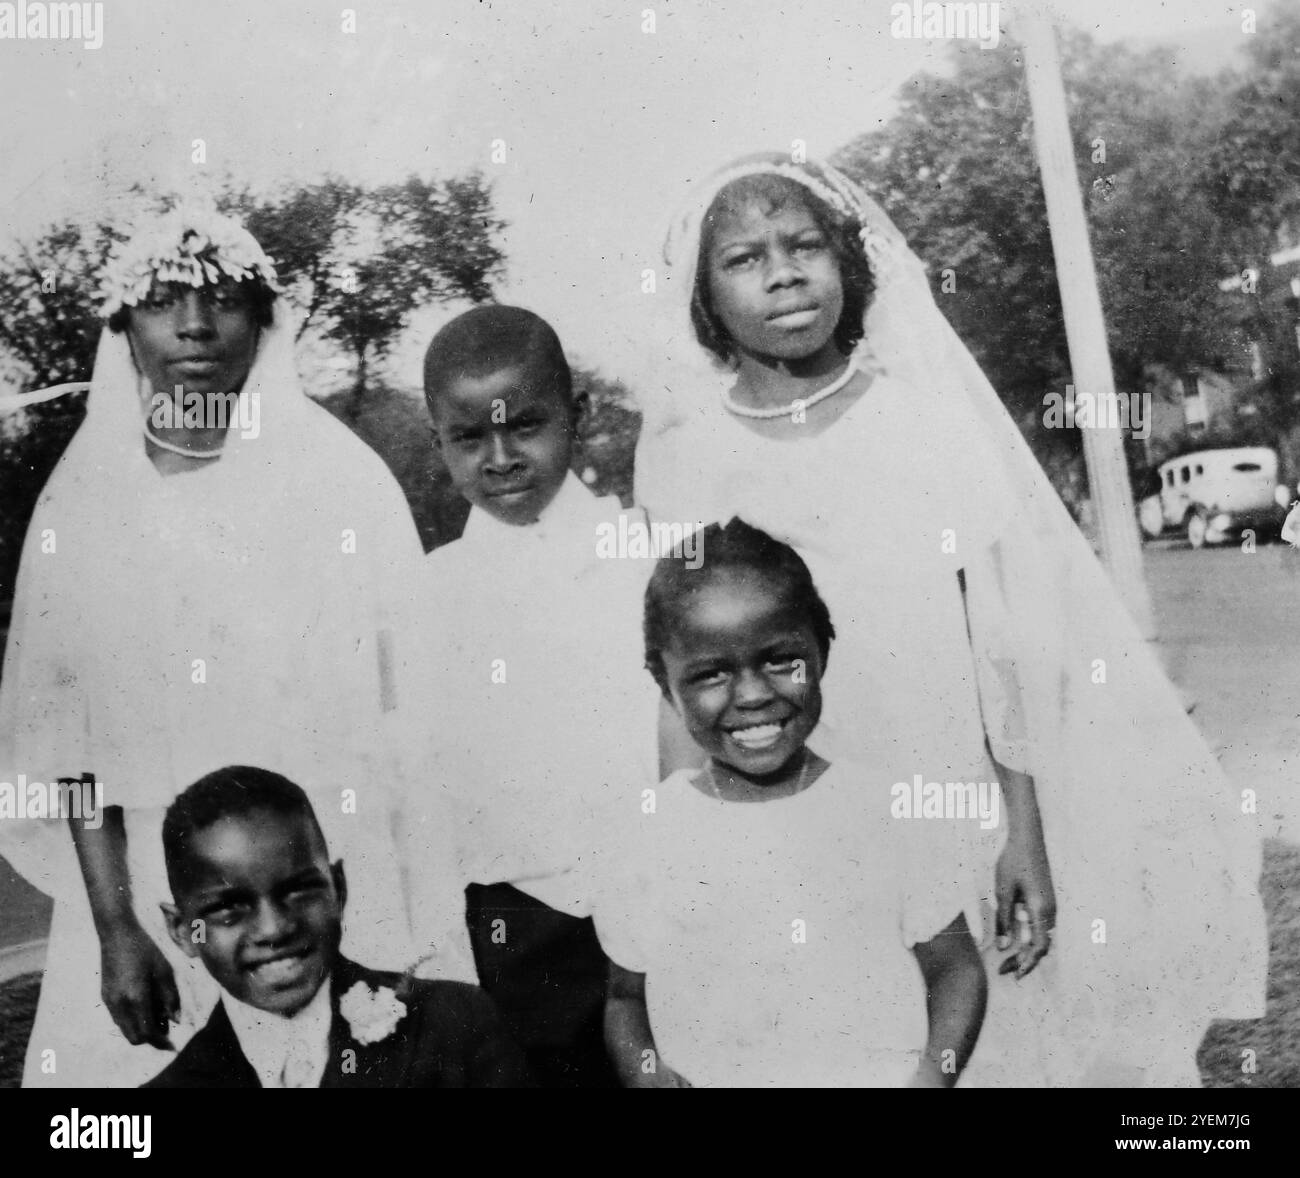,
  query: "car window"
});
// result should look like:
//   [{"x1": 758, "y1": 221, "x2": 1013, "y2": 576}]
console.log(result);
[
  {"x1": 1181, "y1": 467, "x2": 1190, "y2": 484},
  {"x1": 1232, "y1": 462, "x2": 1262, "y2": 472}
]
